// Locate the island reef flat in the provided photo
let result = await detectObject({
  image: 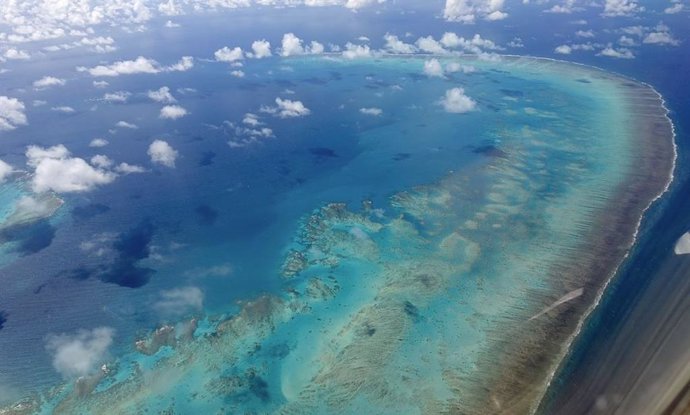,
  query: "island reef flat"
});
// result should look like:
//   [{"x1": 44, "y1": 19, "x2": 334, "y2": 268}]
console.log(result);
[{"x1": 0, "y1": 56, "x2": 675, "y2": 415}]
